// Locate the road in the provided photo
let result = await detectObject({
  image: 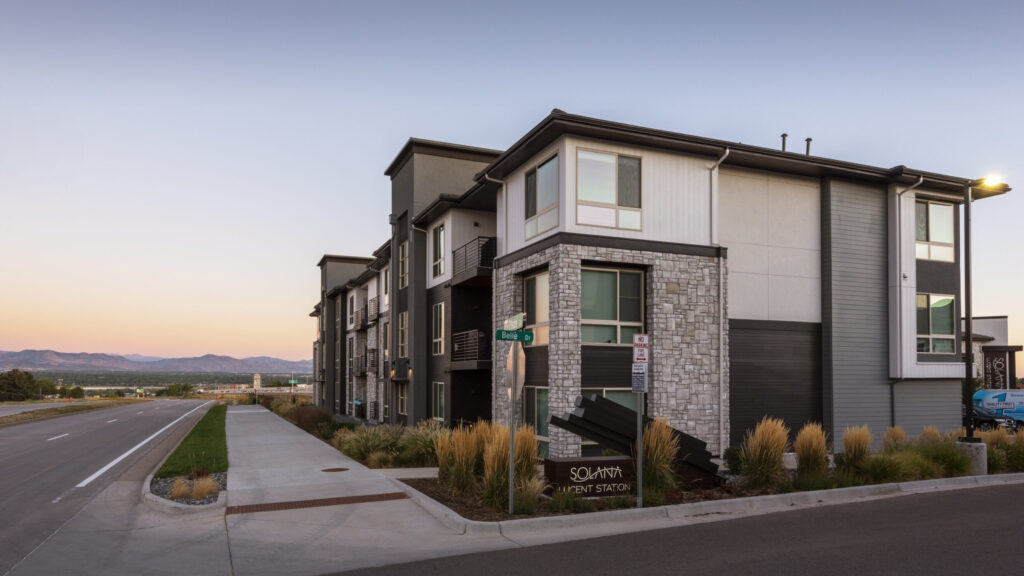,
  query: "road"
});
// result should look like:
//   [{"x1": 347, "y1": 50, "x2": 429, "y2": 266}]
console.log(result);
[
  {"x1": 343, "y1": 482, "x2": 1024, "y2": 576},
  {"x1": 0, "y1": 399, "x2": 210, "y2": 575},
  {"x1": 0, "y1": 402, "x2": 86, "y2": 418}
]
